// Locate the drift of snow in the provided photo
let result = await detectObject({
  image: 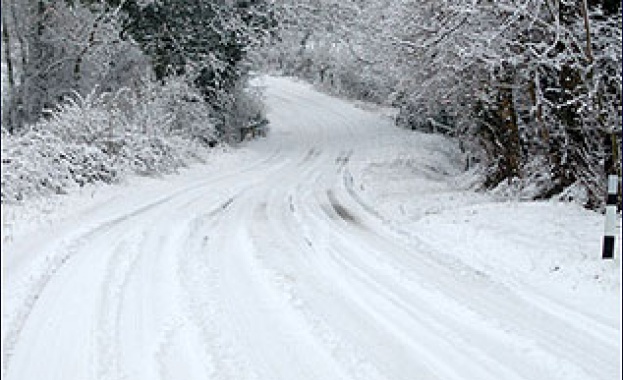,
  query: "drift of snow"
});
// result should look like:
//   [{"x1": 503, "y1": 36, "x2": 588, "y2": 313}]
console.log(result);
[{"x1": 1, "y1": 76, "x2": 621, "y2": 380}]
